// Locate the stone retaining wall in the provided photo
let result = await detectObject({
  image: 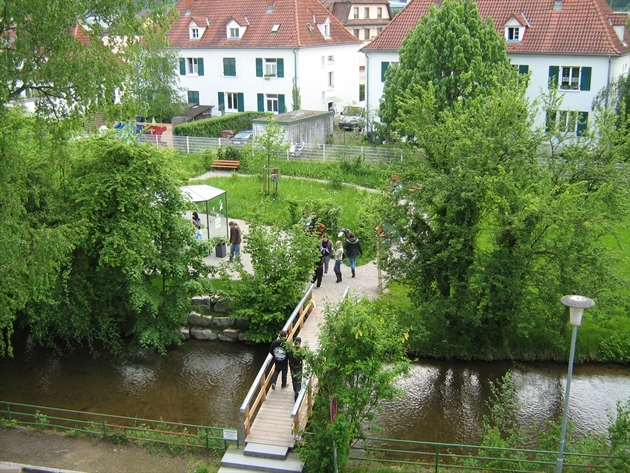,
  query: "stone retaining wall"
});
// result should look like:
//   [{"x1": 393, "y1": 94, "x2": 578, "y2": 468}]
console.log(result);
[{"x1": 182, "y1": 296, "x2": 252, "y2": 343}]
